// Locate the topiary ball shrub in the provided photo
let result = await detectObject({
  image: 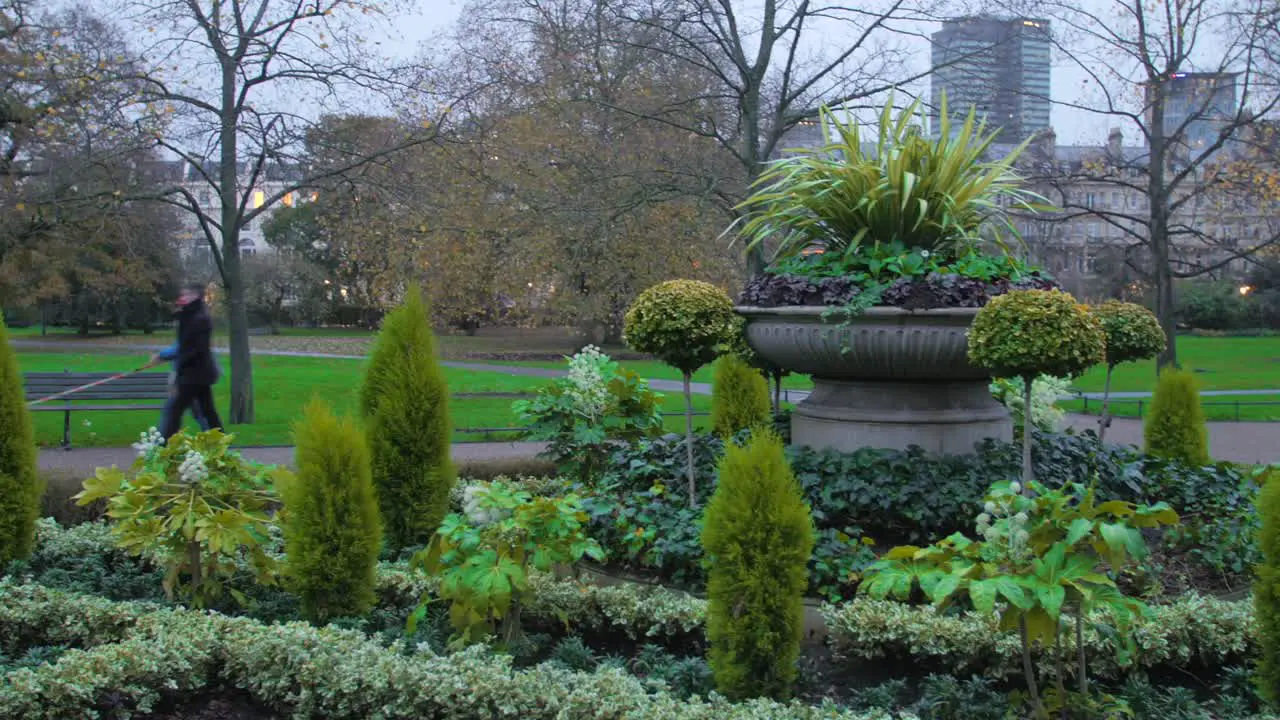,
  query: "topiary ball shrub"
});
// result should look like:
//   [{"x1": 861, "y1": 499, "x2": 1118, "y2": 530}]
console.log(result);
[
  {"x1": 967, "y1": 289, "x2": 1106, "y2": 380},
  {"x1": 711, "y1": 355, "x2": 771, "y2": 437},
  {"x1": 624, "y1": 279, "x2": 738, "y2": 505},
  {"x1": 968, "y1": 289, "x2": 1105, "y2": 485},
  {"x1": 0, "y1": 313, "x2": 40, "y2": 566},
  {"x1": 1092, "y1": 300, "x2": 1167, "y2": 368},
  {"x1": 1144, "y1": 368, "x2": 1210, "y2": 466},
  {"x1": 702, "y1": 430, "x2": 814, "y2": 701},
  {"x1": 1090, "y1": 301, "x2": 1167, "y2": 443},
  {"x1": 624, "y1": 280, "x2": 738, "y2": 375}
]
